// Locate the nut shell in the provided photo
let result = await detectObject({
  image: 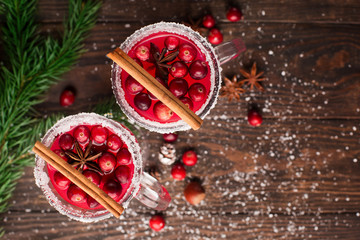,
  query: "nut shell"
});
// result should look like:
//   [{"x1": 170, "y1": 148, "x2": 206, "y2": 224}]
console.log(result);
[{"x1": 184, "y1": 181, "x2": 205, "y2": 205}]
